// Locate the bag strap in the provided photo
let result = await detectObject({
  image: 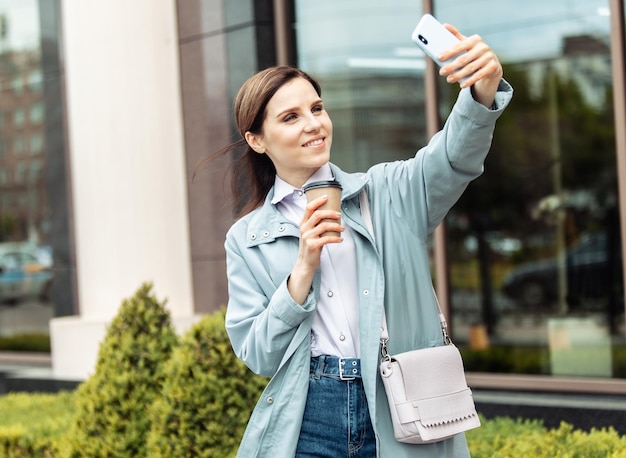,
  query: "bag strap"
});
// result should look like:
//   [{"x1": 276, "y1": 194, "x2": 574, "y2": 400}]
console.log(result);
[{"x1": 358, "y1": 189, "x2": 452, "y2": 359}]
